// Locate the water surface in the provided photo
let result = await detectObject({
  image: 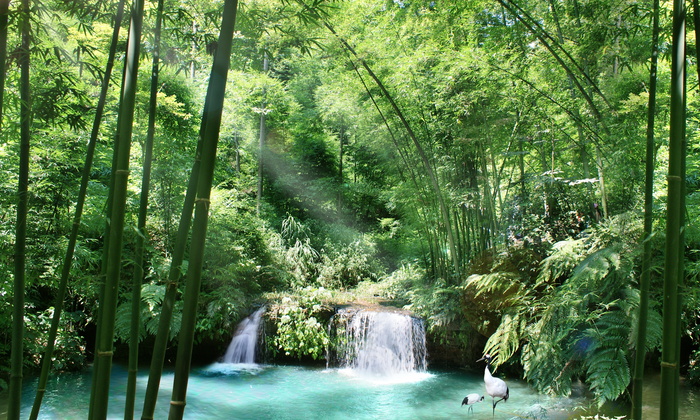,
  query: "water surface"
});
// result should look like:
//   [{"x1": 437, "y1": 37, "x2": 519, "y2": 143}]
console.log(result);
[{"x1": 2, "y1": 364, "x2": 699, "y2": 419}]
